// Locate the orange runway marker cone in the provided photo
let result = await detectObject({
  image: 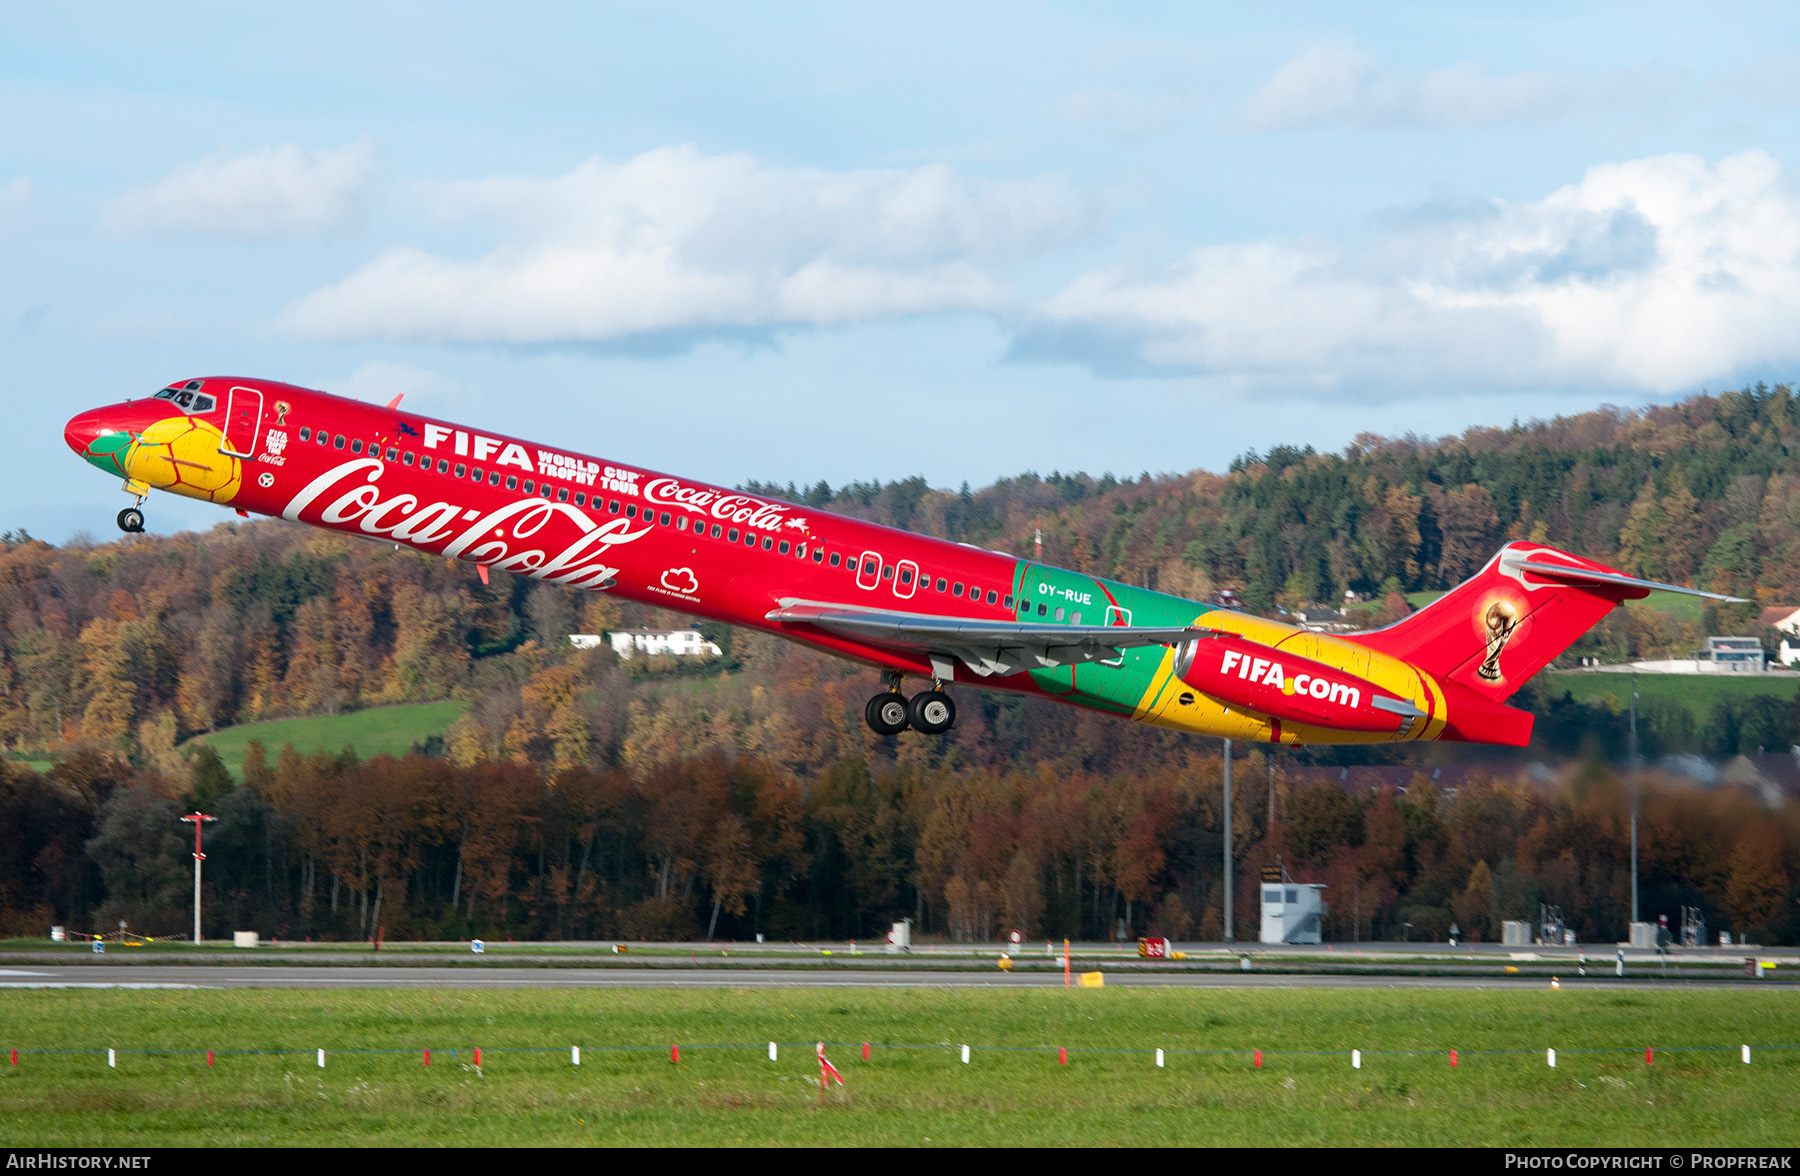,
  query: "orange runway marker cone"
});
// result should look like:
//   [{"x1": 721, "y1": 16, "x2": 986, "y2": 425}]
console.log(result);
[
  {"x1": 862, "y1": 1042, "x2": 870, "y2": 1061},
  {"x1": 423, "y1": 1048, "x2": 430, "y2": 1066},
  {"x1": 1059, "y1": 1047, "x2": 1068, "y2": 1066},
  {"x1": 1450, "y1": 1050, "x2": 1458, "y2": 1068},
  {"x1": 1645, "y1": 1047, "x2": 1653, "y2": 1065},
  {"x1": 672, "y1": 1043, "x2": 680, "y2": 1064},
  {"x1": 1254, "y1": 1049, "x2": 1262, "y2": 1068},
  {"x1": 473, "y1": 1046, "x2": 481, "y2": 1067},
  {"x1": 206, "y1": 1050, "x2": 214, "y2": 1068}
]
